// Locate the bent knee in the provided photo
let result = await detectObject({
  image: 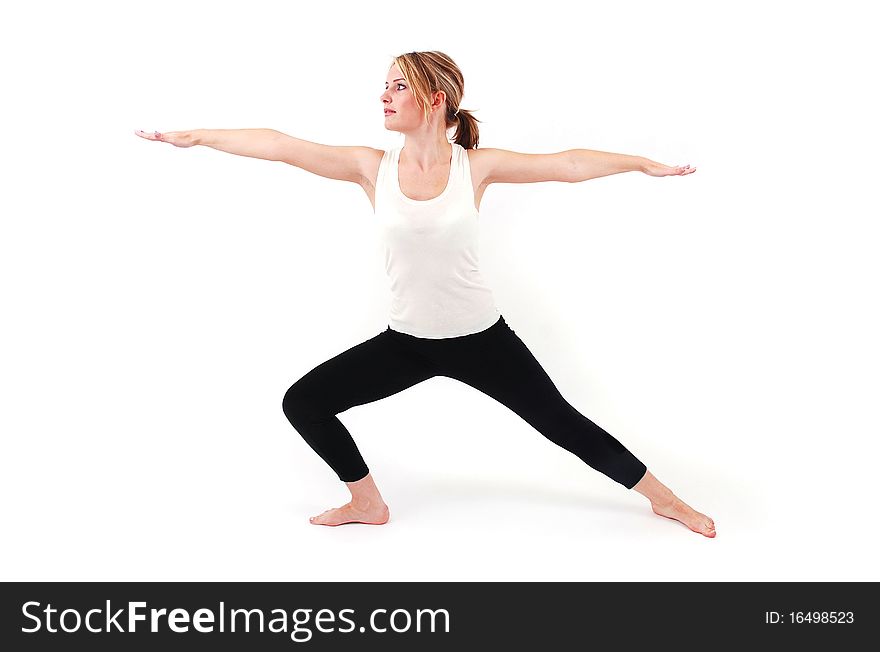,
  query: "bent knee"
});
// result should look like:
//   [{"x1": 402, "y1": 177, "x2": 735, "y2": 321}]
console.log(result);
[
  {"x1": 282, "y1": 381, "x2": 329, "y2": 424},
  {"x1": 282, "y1": 382, "x2": 310, "y2": 418}
]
